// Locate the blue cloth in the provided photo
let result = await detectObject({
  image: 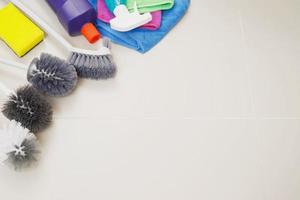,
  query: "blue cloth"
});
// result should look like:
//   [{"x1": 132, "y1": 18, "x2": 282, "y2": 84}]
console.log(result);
[{"x1": 88, "y1": 0, "x2": 190, "y2": 53}]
